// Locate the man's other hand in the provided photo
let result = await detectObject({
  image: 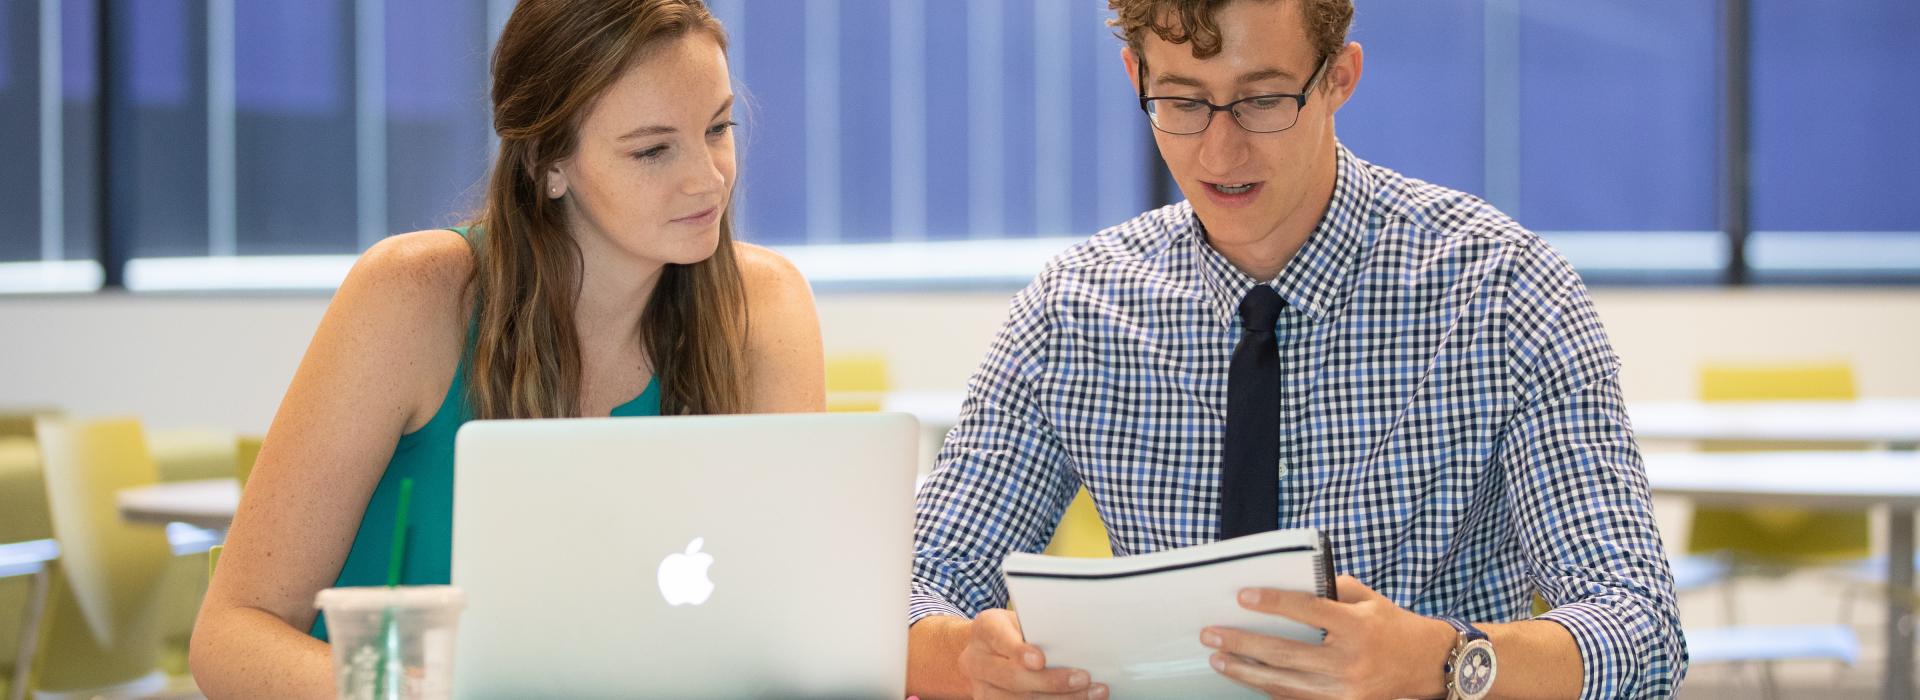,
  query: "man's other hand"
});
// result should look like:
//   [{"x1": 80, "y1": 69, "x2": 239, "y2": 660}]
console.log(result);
[{"x1": 1201, "y1": 575, "x2": 1456, "y2": 700}]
